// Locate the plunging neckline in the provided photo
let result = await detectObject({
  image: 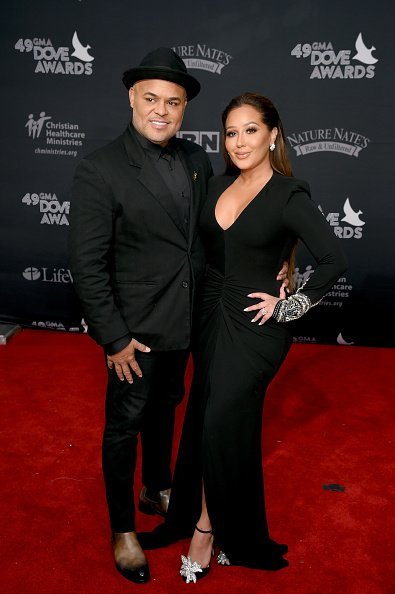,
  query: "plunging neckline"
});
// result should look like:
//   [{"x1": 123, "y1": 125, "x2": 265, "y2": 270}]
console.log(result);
[{"x1": 214, "y1": 172, "x2": 275, "y2": 232}]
